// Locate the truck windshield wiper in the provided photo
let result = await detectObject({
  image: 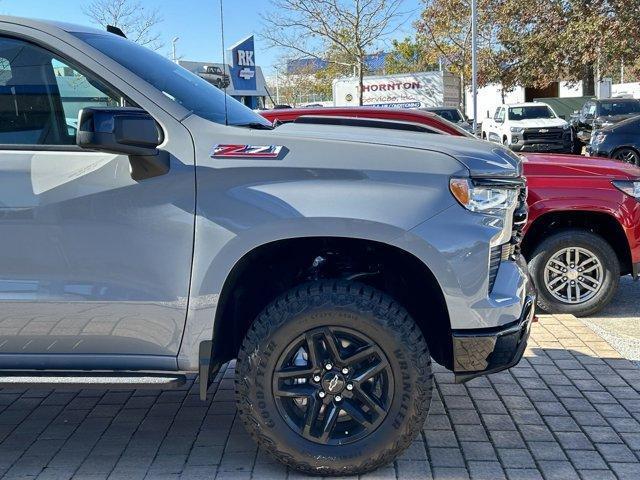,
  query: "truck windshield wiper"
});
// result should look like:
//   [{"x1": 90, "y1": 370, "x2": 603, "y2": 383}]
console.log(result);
[{"x1": 232, "y1": 122, "x2": 275, "y2": 130}]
